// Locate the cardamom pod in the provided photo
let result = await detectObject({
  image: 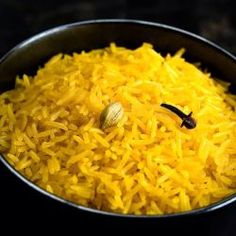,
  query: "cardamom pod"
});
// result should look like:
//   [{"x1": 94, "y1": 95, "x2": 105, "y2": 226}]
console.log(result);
[{"x1": 100, "y1": 102, "x2": 124, "y2": 129}]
